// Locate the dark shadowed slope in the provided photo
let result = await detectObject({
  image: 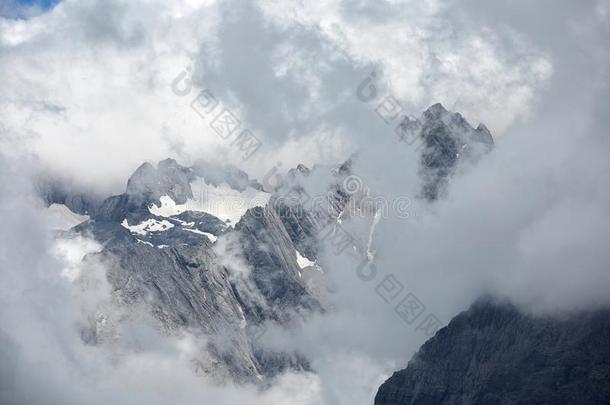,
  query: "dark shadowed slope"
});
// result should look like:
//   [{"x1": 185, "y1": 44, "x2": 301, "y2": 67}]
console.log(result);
[{"x1": 375, "y1": 298, "x2": 610, "y2": 405}]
